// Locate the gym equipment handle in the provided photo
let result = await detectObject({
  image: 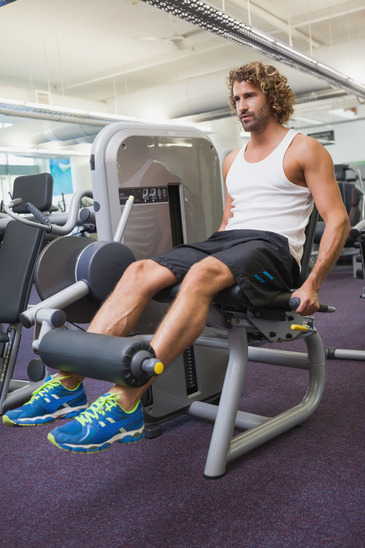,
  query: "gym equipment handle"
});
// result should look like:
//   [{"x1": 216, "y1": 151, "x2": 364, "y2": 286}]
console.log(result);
[
  {"x1": 113, "y1": 195, "x2": 134, "y2": 243},
  {"x1": 25, "y1": 202, "x2": 52, "y2": 228},
  {"x1": 5, "y1": 189, "x2": 93, "y2": 235},
  {"x1": 289, "y1": 297, "x2": 336, "y2": 313}
]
